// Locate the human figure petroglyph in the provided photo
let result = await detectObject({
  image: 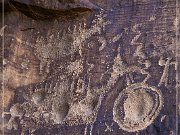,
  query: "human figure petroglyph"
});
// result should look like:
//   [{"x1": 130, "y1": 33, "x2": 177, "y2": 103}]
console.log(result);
[{"x1": 158, "y1": 57, "x2": 176, "y2": 87}]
